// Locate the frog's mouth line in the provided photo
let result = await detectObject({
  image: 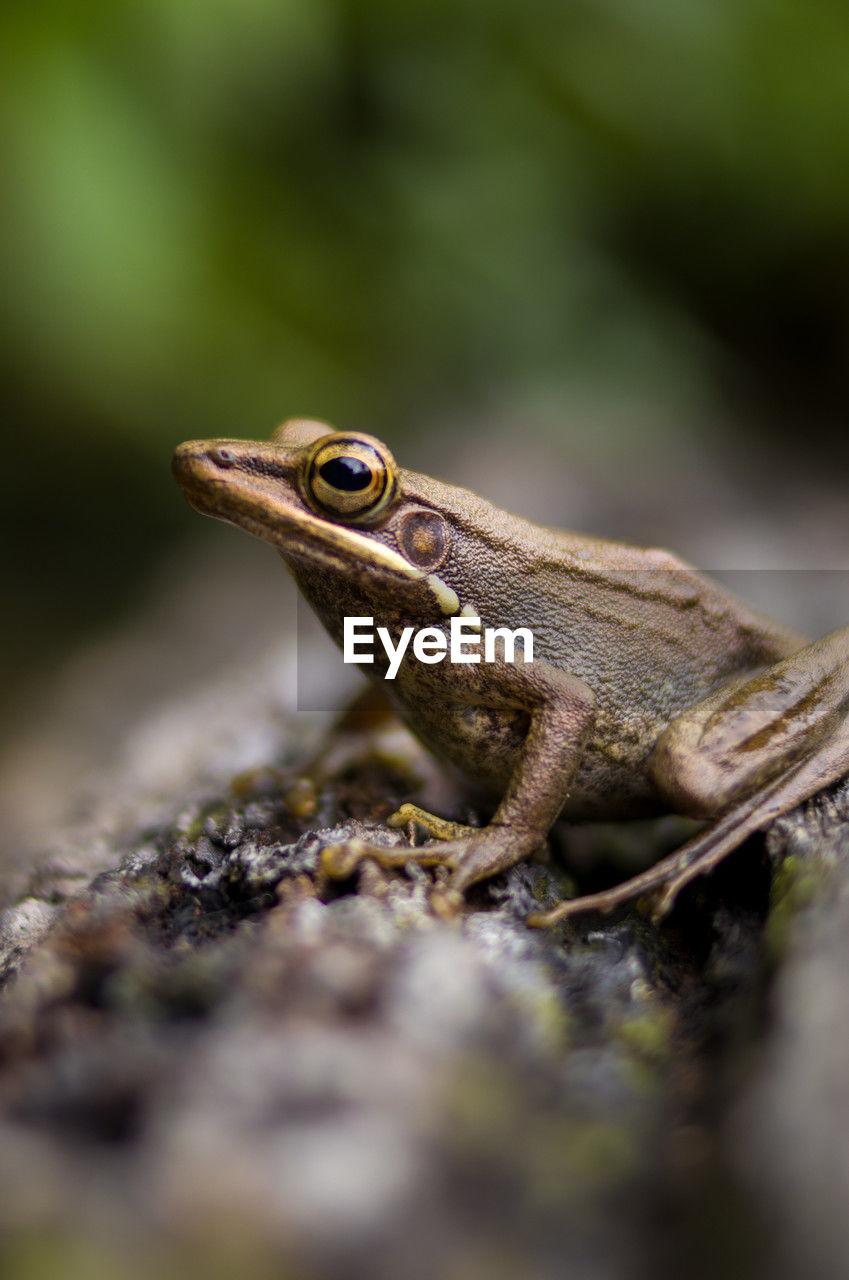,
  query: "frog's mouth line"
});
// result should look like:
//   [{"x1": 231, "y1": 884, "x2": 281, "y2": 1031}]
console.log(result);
[
  {"x1": 233, "y1": 502, "x2": 463, "y2": 615},
  {"x1": 236, "y1": 503, "x2": 424, "y2": 581}
]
